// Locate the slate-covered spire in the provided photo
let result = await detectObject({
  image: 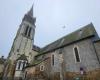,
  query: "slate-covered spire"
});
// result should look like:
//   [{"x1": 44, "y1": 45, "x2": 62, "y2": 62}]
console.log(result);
[
  {"x1": 22, "y1": 4, "x2": 36, "y2": 25},
  {"x1": 27, "y1": 5, "x2": 33, "y2": 17}
]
